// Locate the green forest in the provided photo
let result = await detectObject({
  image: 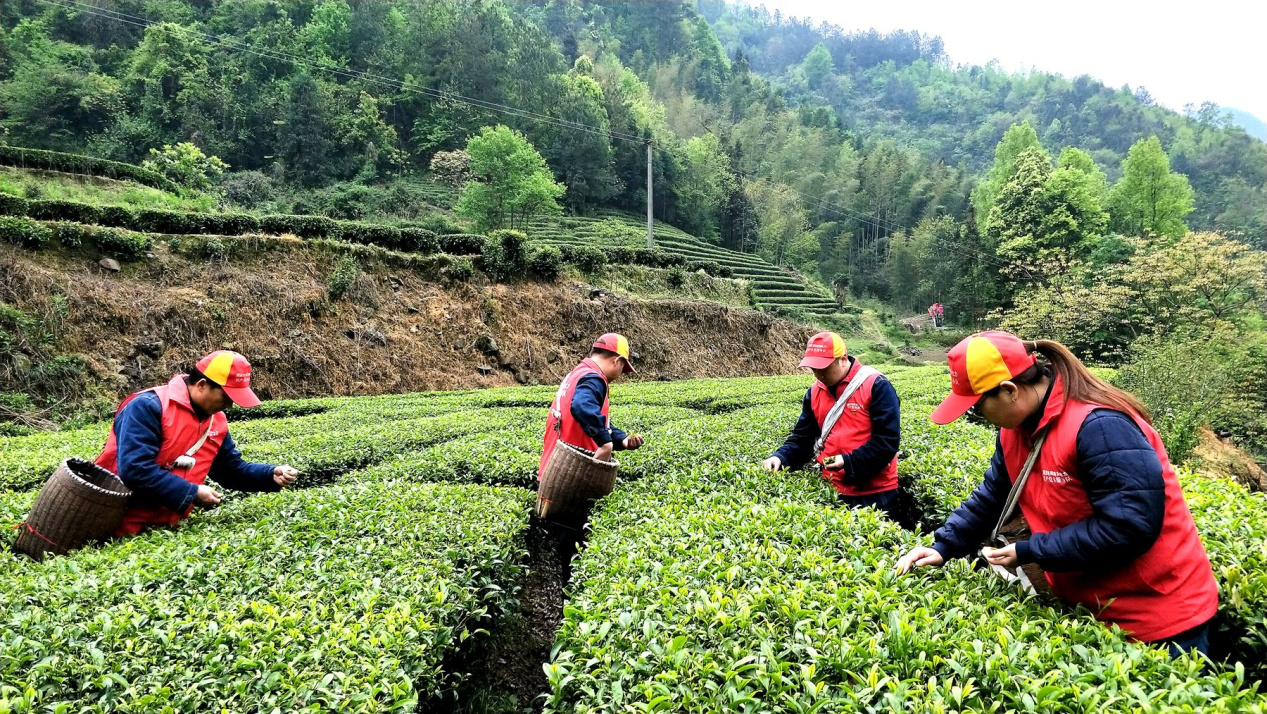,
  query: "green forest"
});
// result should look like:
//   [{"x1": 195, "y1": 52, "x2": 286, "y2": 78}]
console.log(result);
[{"x1": 2, "y1": 0, "x2": 1265, "y2": 369}]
